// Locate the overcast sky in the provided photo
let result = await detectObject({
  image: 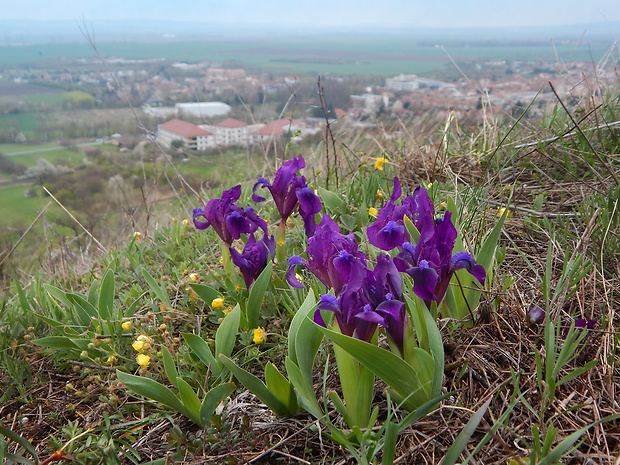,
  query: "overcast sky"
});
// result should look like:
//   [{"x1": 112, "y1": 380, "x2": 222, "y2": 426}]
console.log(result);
[{"x1": 3, "y1": 0, "x2": 620, "y2": 28}]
